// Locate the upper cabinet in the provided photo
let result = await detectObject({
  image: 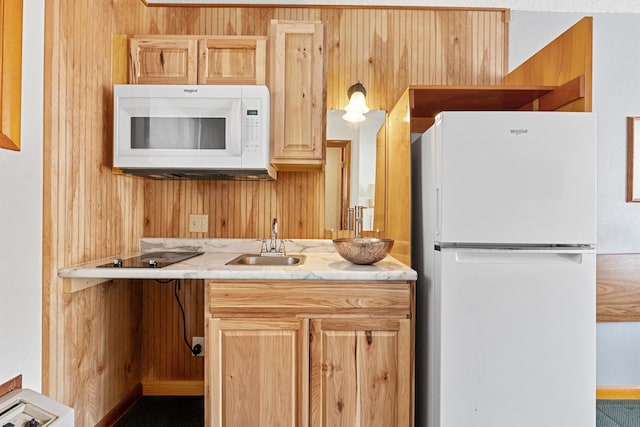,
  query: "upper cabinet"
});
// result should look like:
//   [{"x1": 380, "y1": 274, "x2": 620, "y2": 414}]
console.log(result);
[
  {"x1": 199, "y1": 36, "x2": 266, "y2": 85},
  {"x1": 129, "y1": 36, "x2": 198, "y2": 84},
  {"x1": 129, "y1": 35, "x2": 266, "y2": 85},
  {"x1": 268, "y1": 20, "x2": 326, "y2": 171},
  {"x1": 126, "y1": 28, "x2": 327, "y2": 172}
]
